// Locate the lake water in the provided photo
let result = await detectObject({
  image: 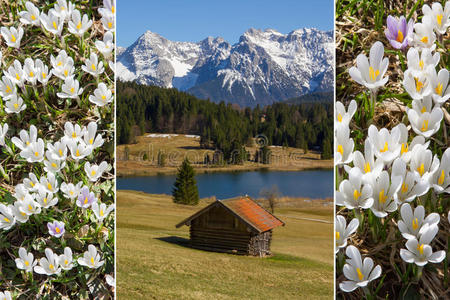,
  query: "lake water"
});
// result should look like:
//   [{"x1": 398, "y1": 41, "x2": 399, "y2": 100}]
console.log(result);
[{"x1": 117, "y1": 170, "x2": 333, "y2": 199}]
